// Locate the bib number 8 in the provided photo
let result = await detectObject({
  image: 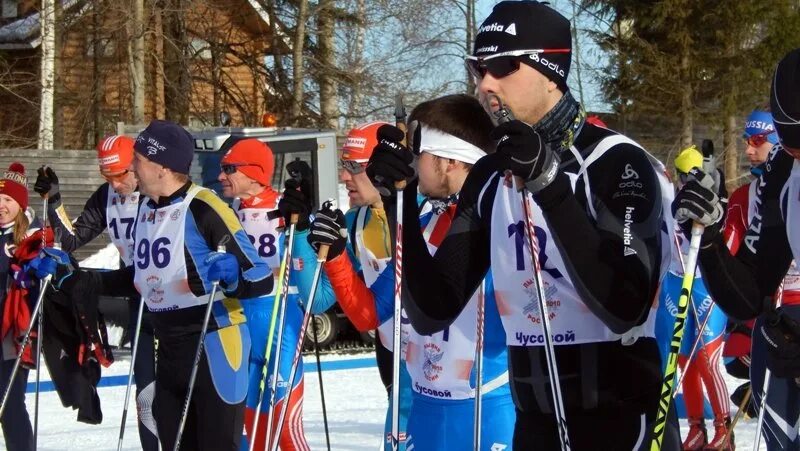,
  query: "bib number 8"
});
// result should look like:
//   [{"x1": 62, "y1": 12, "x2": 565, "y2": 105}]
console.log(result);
[
  {"x1": 247, "y1": 233, "x2": 277, "y2": 258},
  {"x1": 136, "y1": 237, "x2": 172, "y2": 269}
]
